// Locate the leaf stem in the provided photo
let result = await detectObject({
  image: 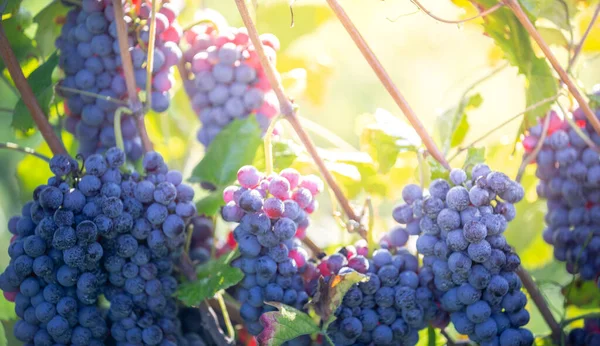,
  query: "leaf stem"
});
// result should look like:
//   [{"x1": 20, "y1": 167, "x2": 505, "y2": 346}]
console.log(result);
[
  {"x1": 114, "y1": 107, "x2": 132, "y2": 154},
  {"x1": 324, "y1": 0, "x2": 450, "y2": 170},
  {"x1": 56, "y1": 86, "x2": 128, "y2": 105},
  {"x1": 515, "y1": 266, "x2": 562, "y2": 342},
  {"x1": 144, "y1": 0, "x2": 160, "y2": 112},
  {"x1": 439, "y1": 329, "x2": 456, "y2": 346},
  {"x1": 0, "y1": 22, "x2": 66, "y2": 156},
  {"x1": 505, "y1": 0, "x2": 600, "y2": 136},
  {"x1": 216, "y1": 291, "x2": 235, "y2": 341},
  {"x1": 410, "y1": 0, "x2": 504, "y2": 24},
  {"x1": 264, "y1": 115, "x2": 282, "y2": 176},
  {"x1": 234, "y1": 0, "x2": 365, "y2": 238},
  {"x1": 322, "y1": 332, "x2": 335, "y2": 346},
  {"x1": 0, "y1": 142, "x2": 51, "y2": 162},
  {"x1": 567, "y1": 1, "x2": 600, "y2": 72}
]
